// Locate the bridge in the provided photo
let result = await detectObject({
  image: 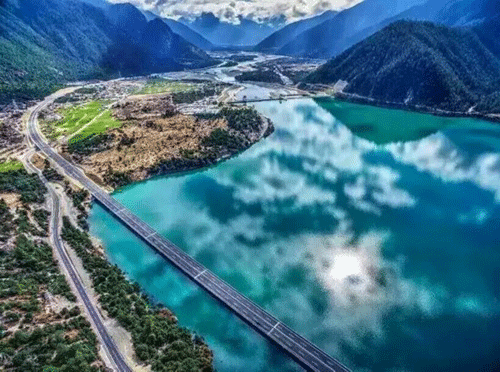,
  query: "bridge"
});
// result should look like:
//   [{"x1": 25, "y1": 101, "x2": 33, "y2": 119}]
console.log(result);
[
  {"x1": 28, "y1": 94, "x2": 351, "y2": 372},
  {"x1": 228, "y1": 93, "x2": 329, "y2": 105}
]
